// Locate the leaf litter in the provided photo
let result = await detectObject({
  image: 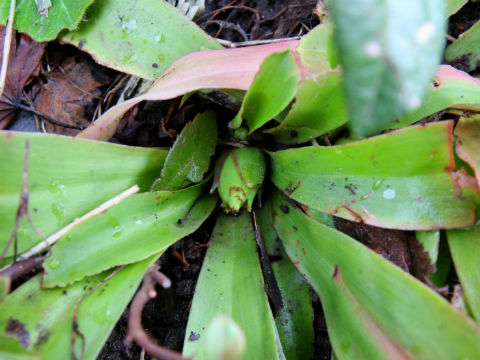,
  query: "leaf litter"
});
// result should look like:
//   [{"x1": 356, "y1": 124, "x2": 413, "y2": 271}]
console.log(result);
[{"x1": 0, "y1": 26, "x2": 44, "y2": 129}]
